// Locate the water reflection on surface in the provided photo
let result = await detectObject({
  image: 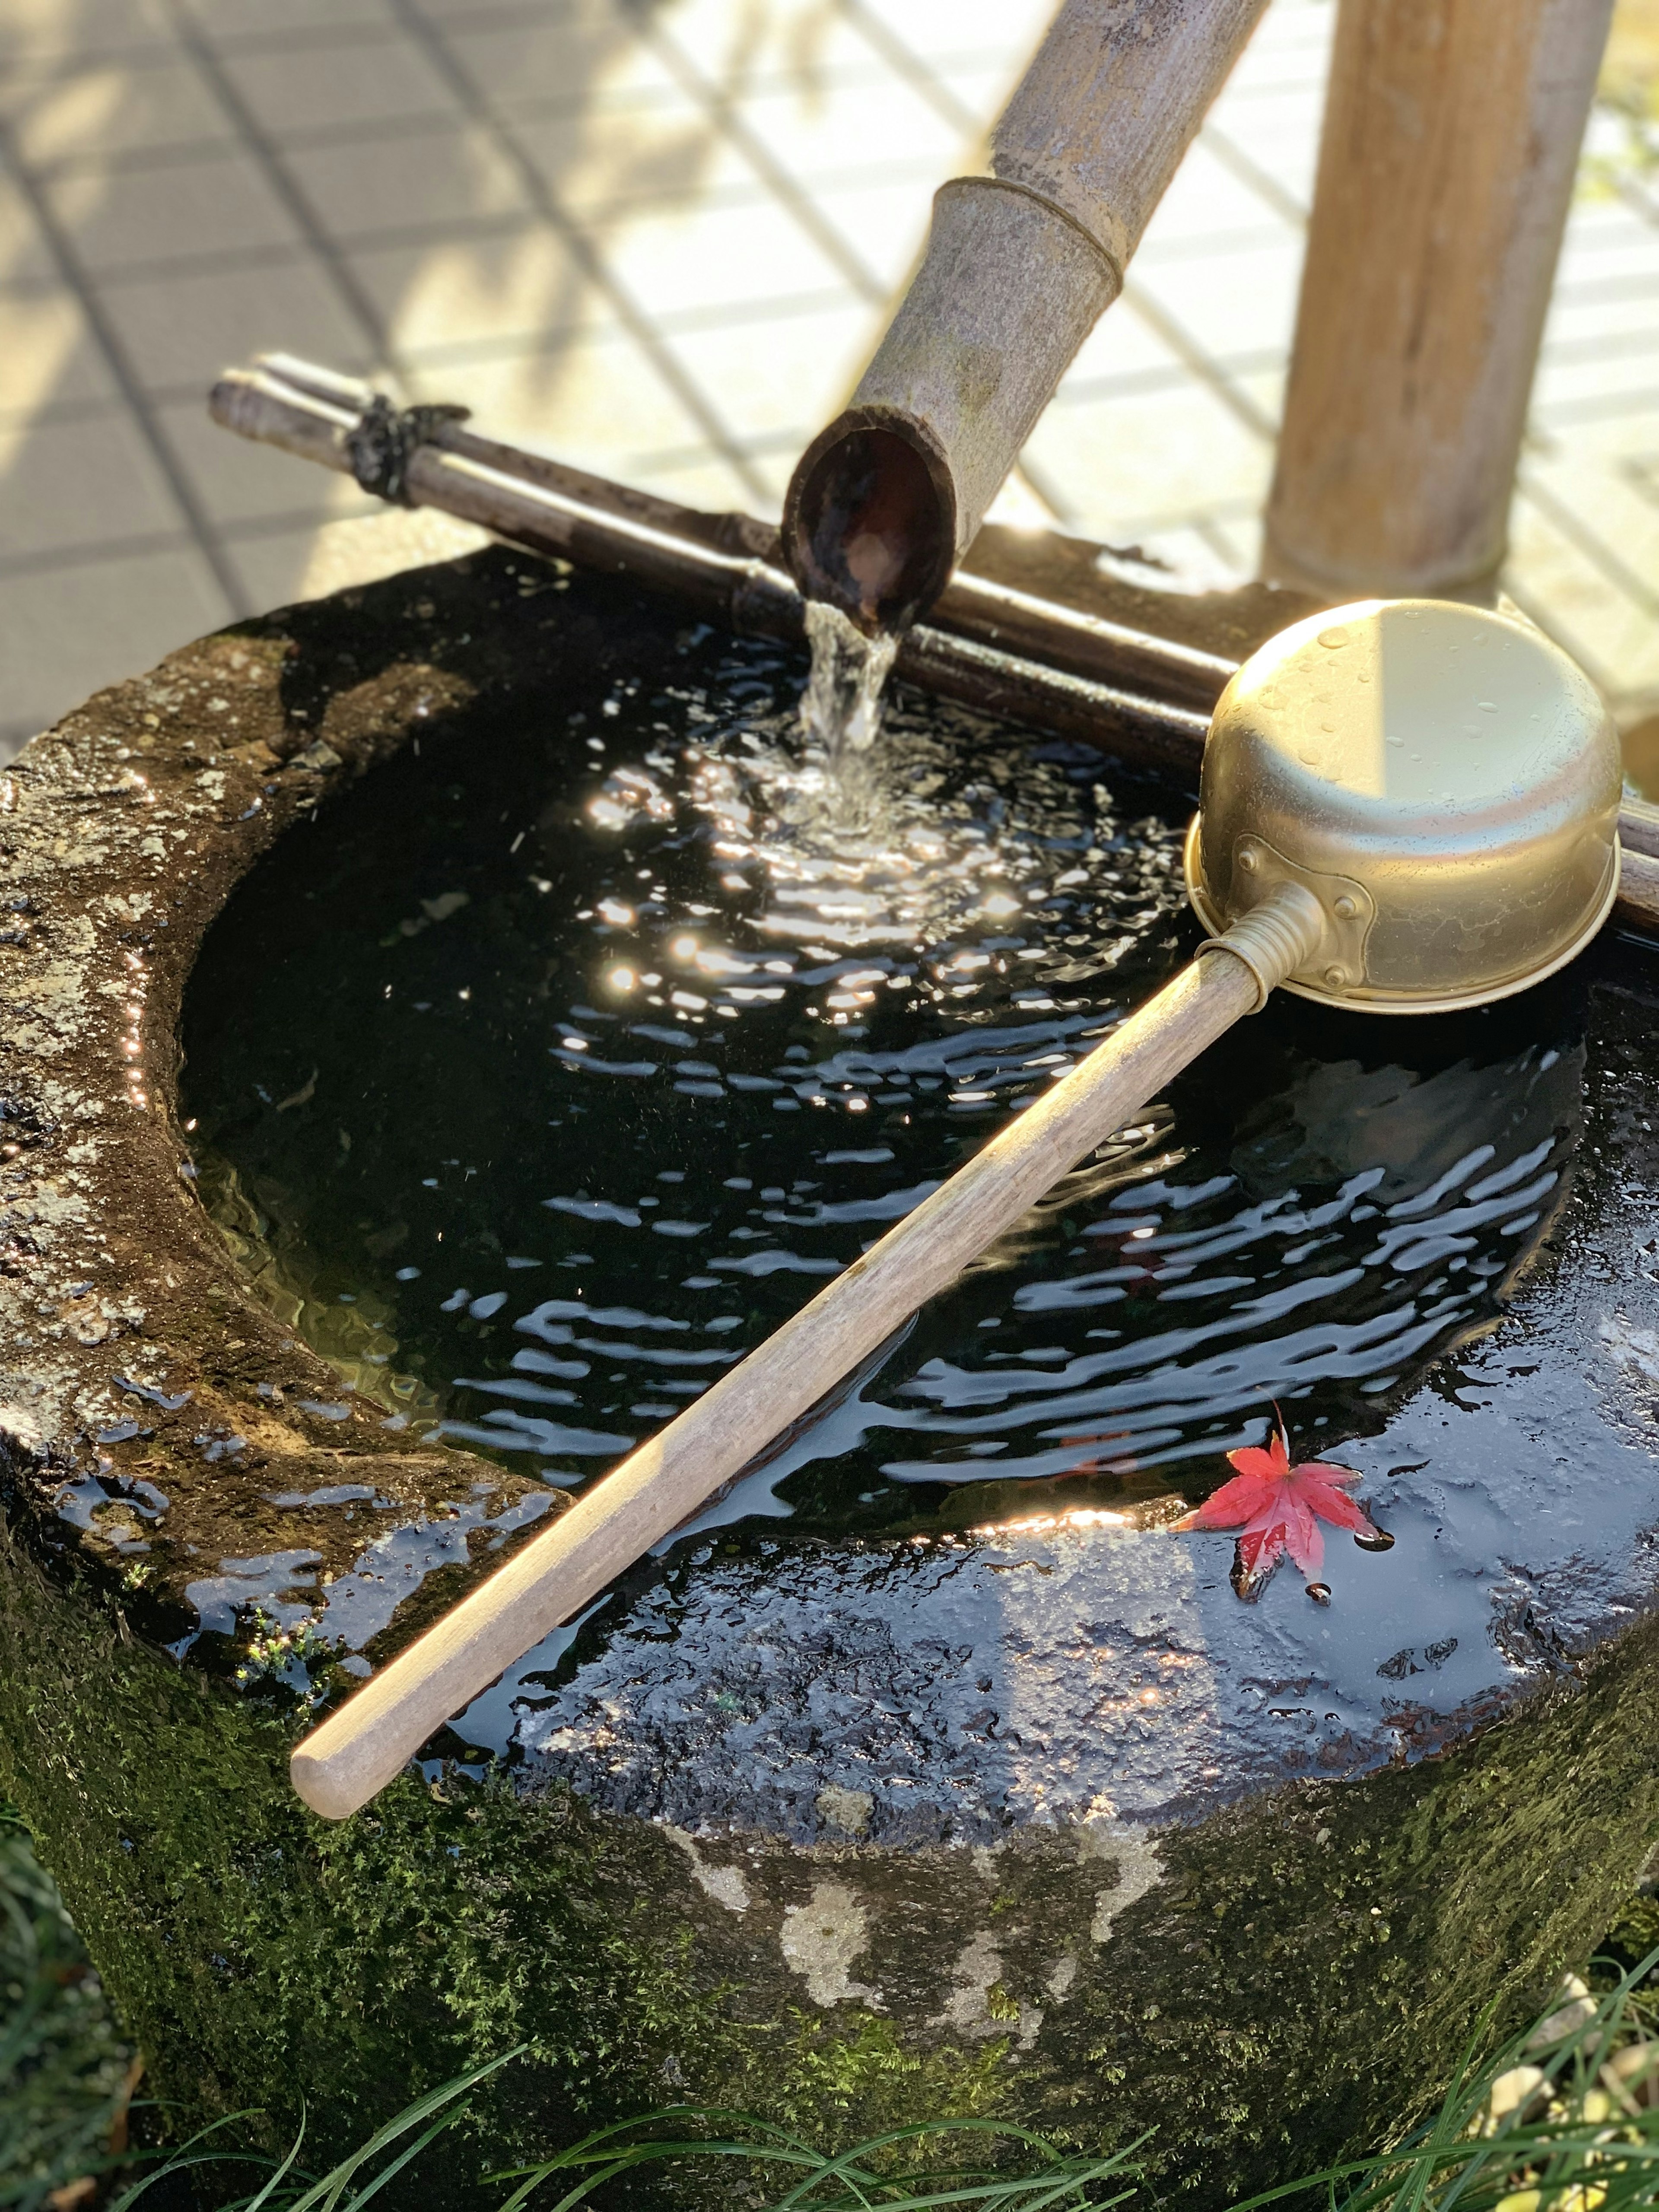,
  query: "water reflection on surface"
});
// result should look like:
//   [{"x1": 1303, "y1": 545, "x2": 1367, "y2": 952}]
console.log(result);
[{"x1": 181, "y1": 629, "x2": 1584, "y2": 1548}]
